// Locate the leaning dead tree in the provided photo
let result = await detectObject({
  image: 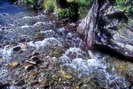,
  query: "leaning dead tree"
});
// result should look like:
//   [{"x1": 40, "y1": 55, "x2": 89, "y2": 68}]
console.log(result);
[{"x1": 77, "y1": 0, "x2": 113, "y2": 49}]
